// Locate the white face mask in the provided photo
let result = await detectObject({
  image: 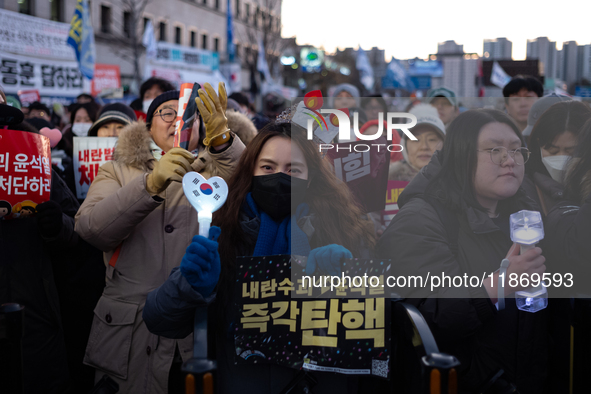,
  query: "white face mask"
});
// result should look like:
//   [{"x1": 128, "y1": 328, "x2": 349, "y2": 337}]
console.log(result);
[
  {"x1": 541, "y1": 149, "x2": 569, "y2": 183},
  {"x1": 143, "y1": 99, "x2": 154, "y2": 114},
  {"x1": 72, "y1": 122, "x2": 92, "y2": 137}
]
